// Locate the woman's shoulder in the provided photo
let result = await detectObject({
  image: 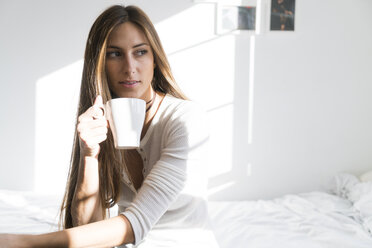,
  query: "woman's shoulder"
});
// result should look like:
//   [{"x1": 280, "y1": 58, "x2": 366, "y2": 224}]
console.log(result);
[
  {"x1": 162, "y1": 95, "x2": 205, "y2": 119},
  {"x1": 157, "y1": 95, "x2": 209, "y2": 149},
  {"x1": 158, "y1": 95, "x2": 208, "y2": 136}
]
